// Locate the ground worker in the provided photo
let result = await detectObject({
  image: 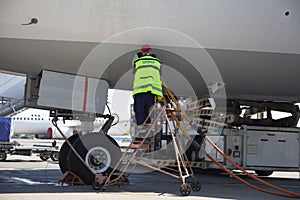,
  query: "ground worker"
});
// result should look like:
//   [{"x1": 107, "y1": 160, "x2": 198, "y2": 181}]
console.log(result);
[{"x1": 132, "y1": 44, "x2": 163, "y2": 126}]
